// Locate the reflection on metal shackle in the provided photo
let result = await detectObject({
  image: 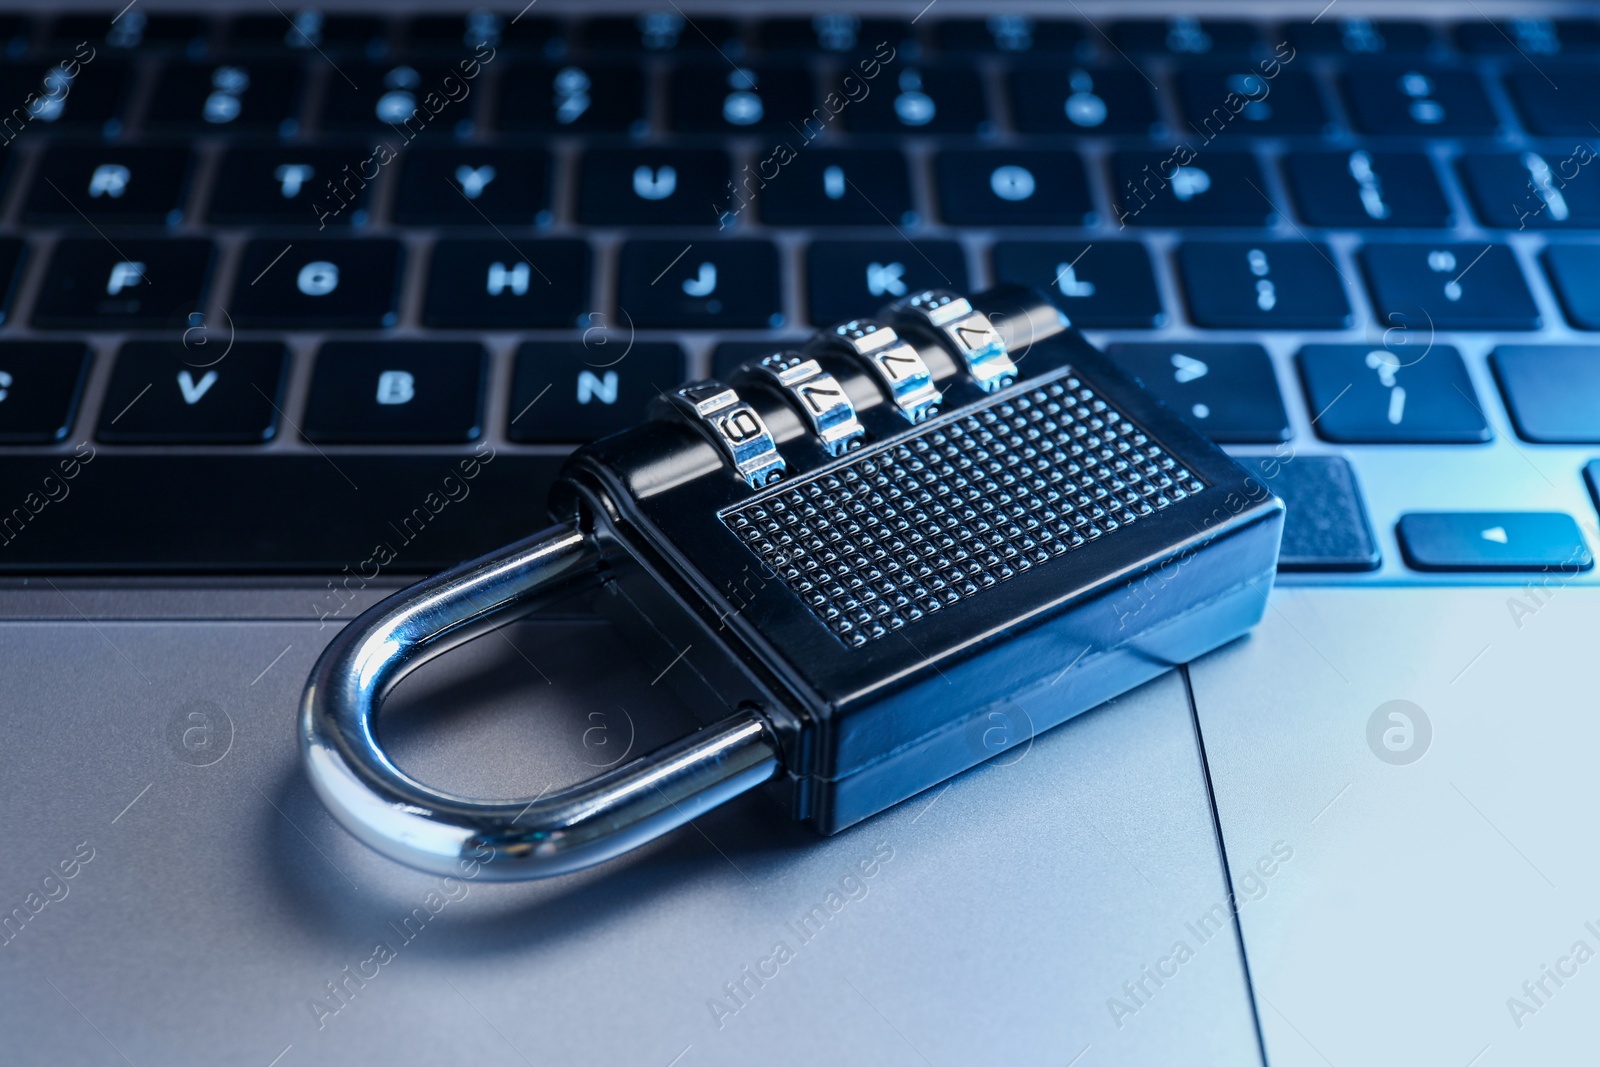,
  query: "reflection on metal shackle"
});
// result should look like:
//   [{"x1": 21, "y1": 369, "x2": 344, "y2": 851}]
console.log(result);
[{"x1": 300, "y1": 525, "x2": 781, "y2": 881}]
